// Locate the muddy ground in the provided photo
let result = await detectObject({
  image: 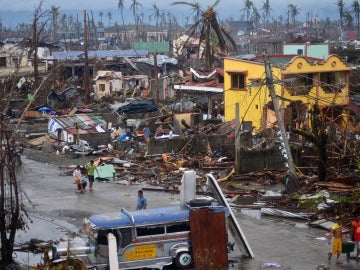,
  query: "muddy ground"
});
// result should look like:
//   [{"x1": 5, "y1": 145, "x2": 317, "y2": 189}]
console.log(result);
[{"x1": 13, "y1": 148, "x2": 360, "y2": 270}]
